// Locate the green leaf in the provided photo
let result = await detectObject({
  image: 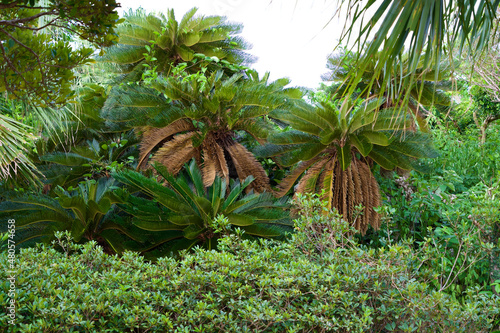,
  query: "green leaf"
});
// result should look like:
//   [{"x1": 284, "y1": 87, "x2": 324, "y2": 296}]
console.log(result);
[
  {"x1": 361, "y1": 131, "x2": 389, "y2": 146},
  {"x1": 226, "y1": 213, "x2": 255, "y2": 226},
  {"x1": 350, "y1": 135, "x2": 373, "y2": 157},
  {"x1": 338, "y1": 144, "x2": 352, "y2": 170},
  {"x1": 183, "y1": 224, "x2": 204, "y2": 239}
]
